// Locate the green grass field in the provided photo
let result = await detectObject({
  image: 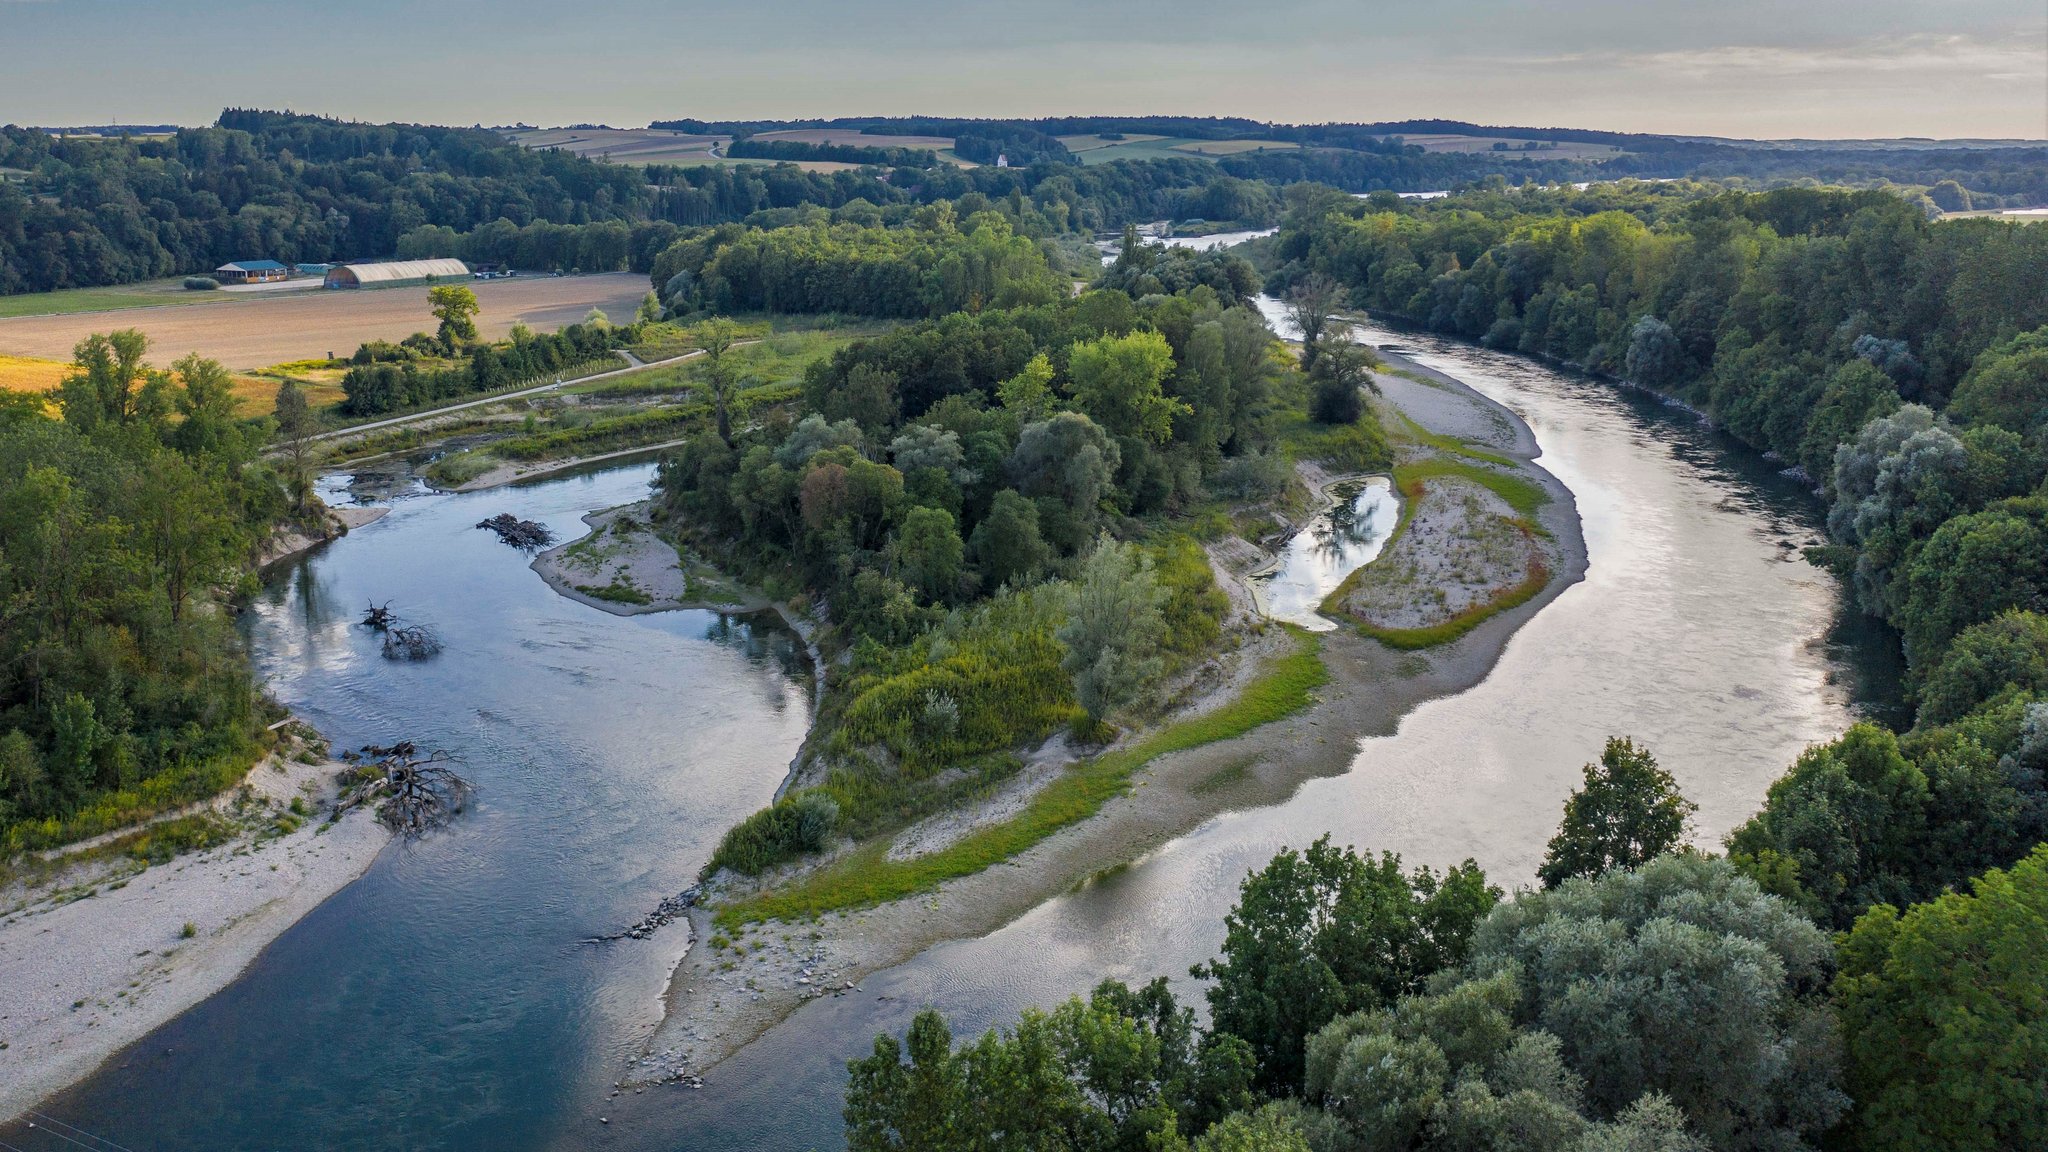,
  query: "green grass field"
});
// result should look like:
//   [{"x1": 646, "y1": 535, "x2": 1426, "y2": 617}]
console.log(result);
[
  {"x1": 0, "y1": 281, "x2": 223, "y2": 319},
  {"x1": 718, "y1": 628, "x2": 1329, "y2": 926}
]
